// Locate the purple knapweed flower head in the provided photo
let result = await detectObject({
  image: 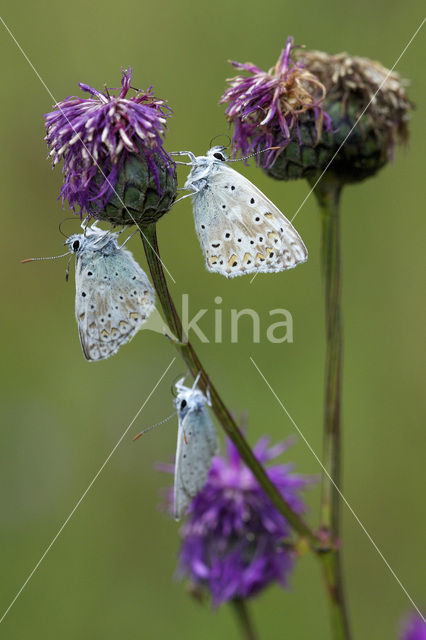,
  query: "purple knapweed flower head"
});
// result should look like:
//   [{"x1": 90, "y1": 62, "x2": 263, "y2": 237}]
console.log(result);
[
  {"x1": 221, "y1": 36, "x2": 331, "y2": 171},
  {"x1": 44, "y1": 68, "x2": 177, "y2": 226},
  {"x1": 400, "y1": 612, "x2": 426, "y2": 640},
  {"x1": 221, "y1": 38, "x2": 412, "y2": 184},
  {"x1": 161, "y1": 435, "x2": 315, "y2": 606}
]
